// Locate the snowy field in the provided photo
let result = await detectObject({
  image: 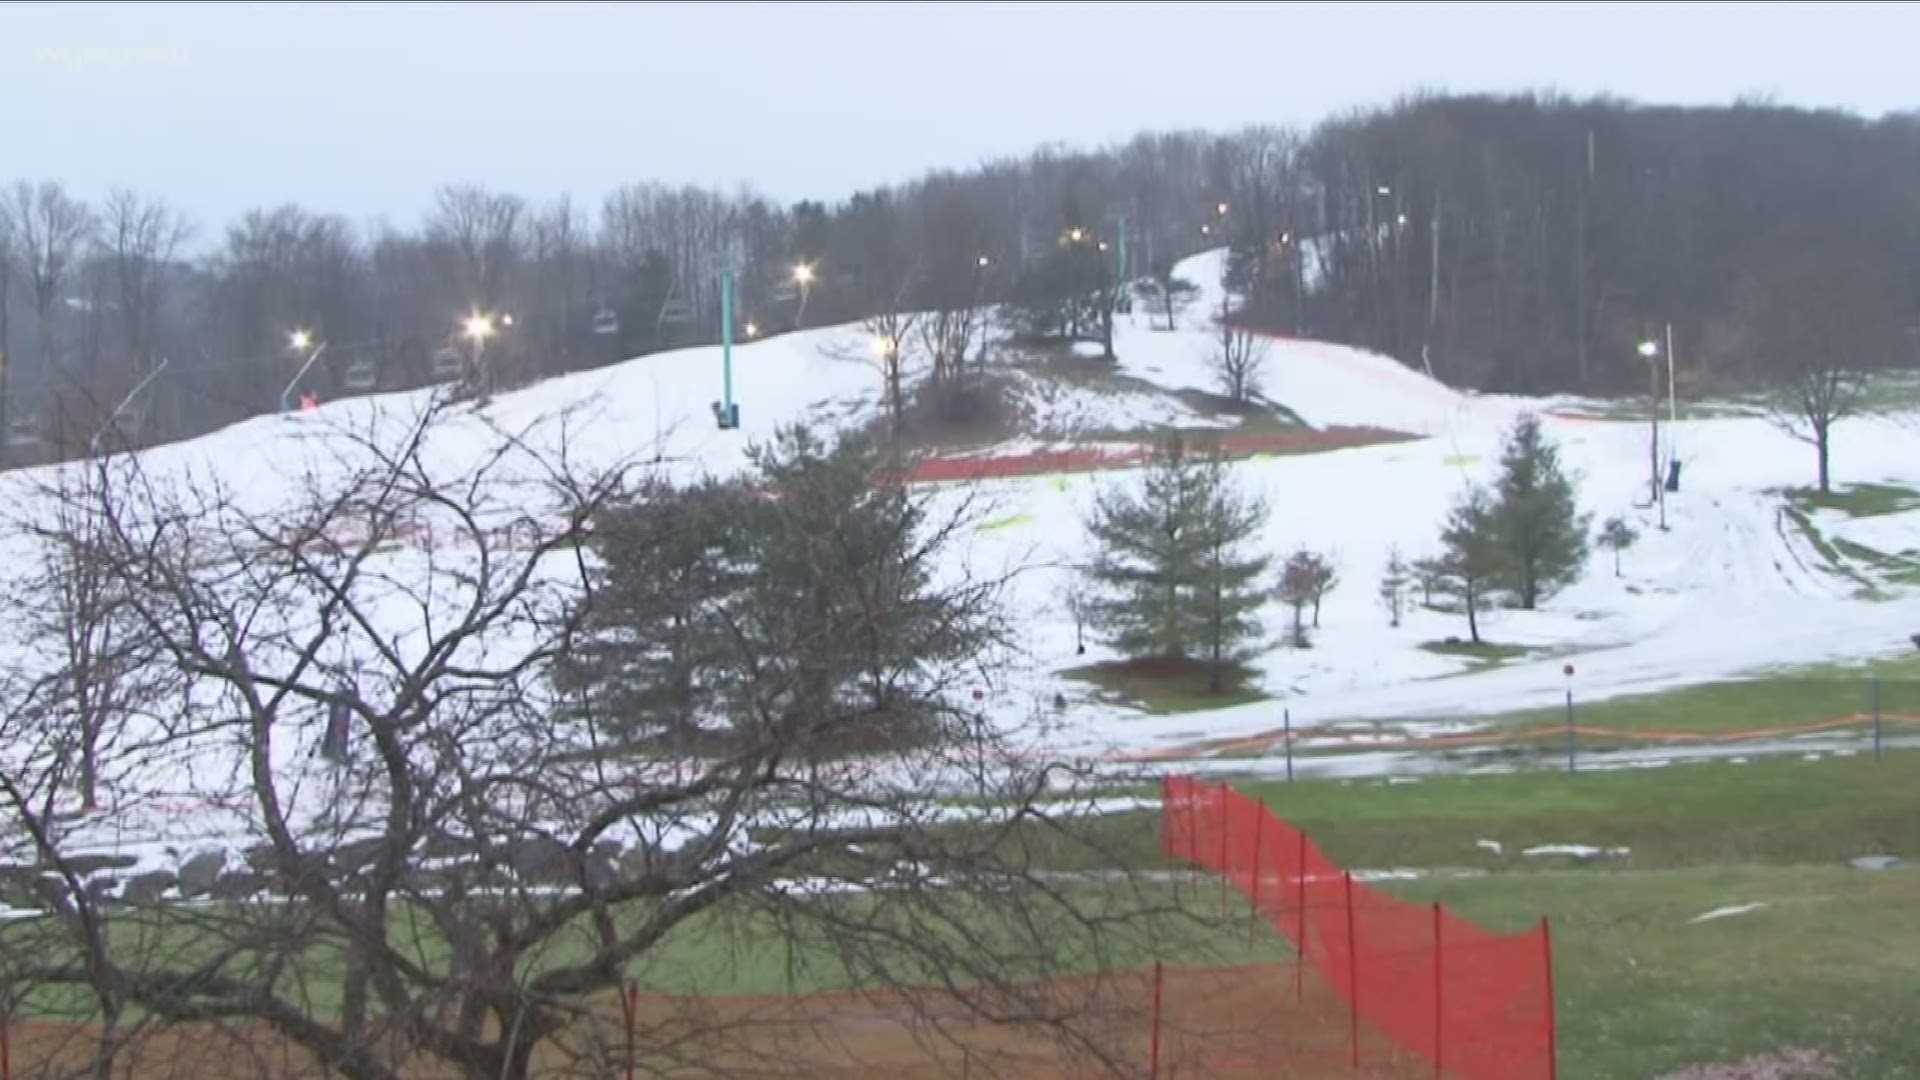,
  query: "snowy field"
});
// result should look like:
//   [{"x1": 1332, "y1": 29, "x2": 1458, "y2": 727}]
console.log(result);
[{"x1": 3, "y1": 249, "x2": 1916, "y2": 776}]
